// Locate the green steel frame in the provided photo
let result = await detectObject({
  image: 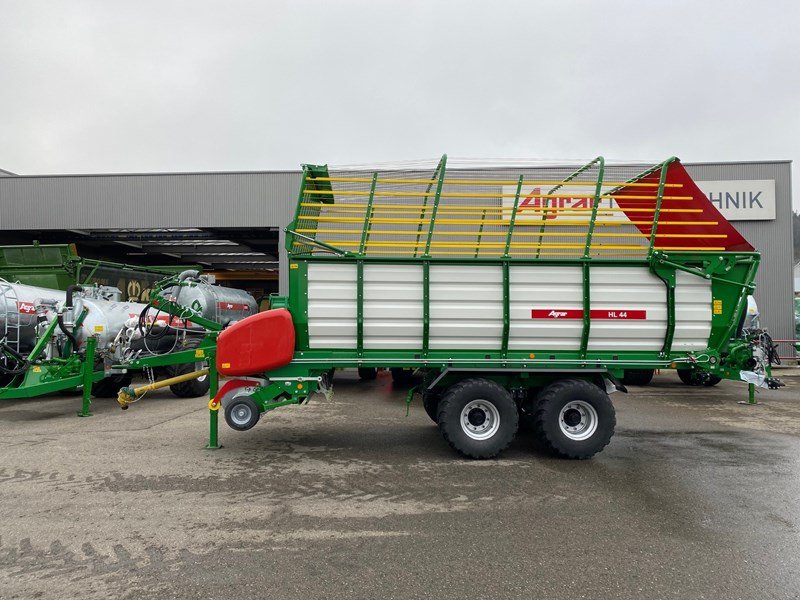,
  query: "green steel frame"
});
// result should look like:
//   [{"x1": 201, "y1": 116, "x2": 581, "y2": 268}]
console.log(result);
[{"x1": 252, "y1": 154, "x2": 764, "y2": 413}]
